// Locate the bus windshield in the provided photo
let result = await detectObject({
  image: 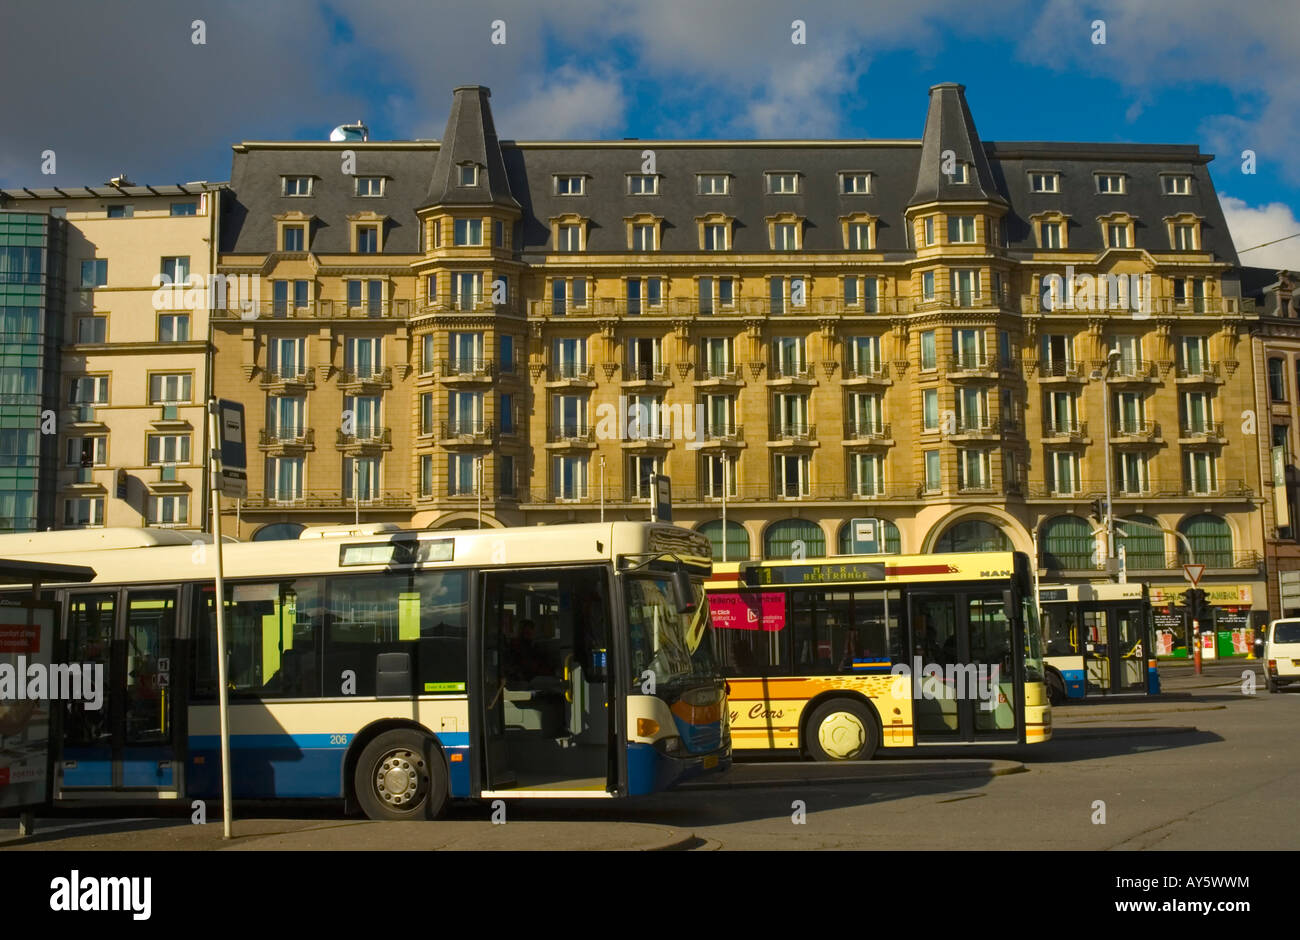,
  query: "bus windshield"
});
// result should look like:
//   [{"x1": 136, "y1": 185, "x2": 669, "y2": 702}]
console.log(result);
[
  {"x1": 1023, "y1": 594, "x2": 1045, "y2": 682},
  {"x1": 625, "y1": 573, "x2": 719, "y2": 689}
]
